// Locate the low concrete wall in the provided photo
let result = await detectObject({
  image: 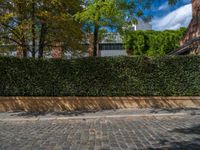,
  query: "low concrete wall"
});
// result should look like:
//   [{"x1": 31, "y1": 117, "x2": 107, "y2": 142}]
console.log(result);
[{"x1": 0, "y1": 97, "x2": 200, "y2": 112}]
